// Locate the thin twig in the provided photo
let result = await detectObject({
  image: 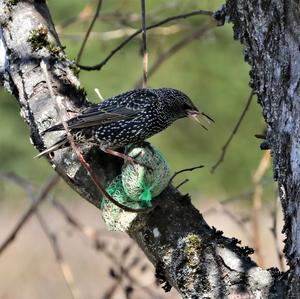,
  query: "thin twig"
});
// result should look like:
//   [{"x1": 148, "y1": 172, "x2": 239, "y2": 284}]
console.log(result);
[
  {"x1": 58, "y1": 1, "x2": 95, "y2": 30},
  {"x1": 175, "y1": 179, "x2": 189, "y2": 189},
  {"x1": 251, "y1": 151, "x2": 271, "y2": 268},
  {"x1": 60, "y1": 25, "x2": 186, "y2": 42},
  {"x1": 0, "y1": 172, "x2": 80, "y2": 298},
  {"x1": 169, "y1": 165, "x2": 204, "y2": 184},
  {"x1": 134, "y1": 22, "x2": 214, "y2": 88},
  {"x1": 103, "y1": 252, "x2": 158, "y2": 299},
  {"x1": 202, "y1": 201, "x2": 254, "y2": 246},
  {"x1": 102, "y1": 244, "x2": 133, "y2": 299},
  {"x1": 78, "y1": 9, "x2": 214, "y2": 71},
  {"x1": 0, "y1": 172, "x2": 158, "y2": 297},
  {"x1": 52, "y1": 198, "x2": 155, "y2": 296},
  {"x1": 0, "y1": 171, "x2": 34, "y2": 194},
  {"x1": 36, "y1": 212, "x2": 81, "y2": 299},
  {"x1": 40, "y1": 61, "x2": 147, "y2": 213},
  {"x1": 215, "y1": 204, "x2": 253, "y2": 244},
  {"x1": 58, "y1": 1, "x2": 181, "y2": 31},
  {"x1": 76, "y1": 0, "x2": 103, "y2": 64},
  {"x1": 140, "y1": 0, "x2": 148, "y2": 87},
  {"x1": 203, "y1": 177, "x2": 273, "y2": 216},
  {"x1": 211, "y1": 90, "x2": 254, "y2": 173},
  {"x1": 0, "y1": 175, "x2": 59, "y2": 255},
  {"x1": 123, "y1": 267, "x2": 161, "y2": 299},
  {"x1": 0, "y1": 172, "x2": 118, "y2": 239},
  {"x1": 51, "y1": 197, "x2": 125, "y2": 239}
]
